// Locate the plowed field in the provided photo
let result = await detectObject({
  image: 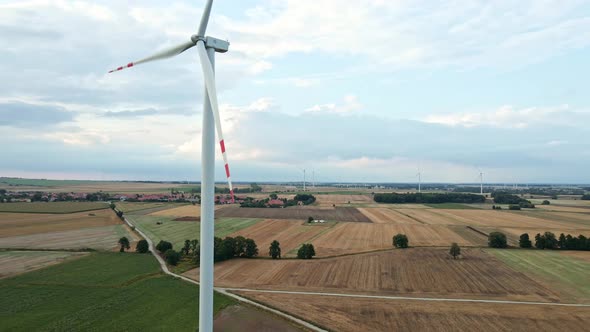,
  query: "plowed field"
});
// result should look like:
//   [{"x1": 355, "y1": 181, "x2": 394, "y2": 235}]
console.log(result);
[
  {"x1": 215, "y1": 207, "x2": 371, "y2": 222},
  {"x1": 309, "y1": 223, "x2": 483, "y2": 256},
  {"x1": 0, "y1": 251, "x2": 88, "y2": 279},
  {"x1": 0, "y1": 209, "x2": 121, "y2": 237},
  {"x1": 188, "y1": 248, "x2": 559, "y2": 302},
  {"x1": 358, "y1": 208, "x2": 423, "y2": 224},
  {"x1": 227, "y1": 219, "x2": 332, "y2": 257},
  {"x1": 235, "y1": 292, "x2": 590, "y2": 332},
  {"x1": 314, "y1": 194, "x2": 372, "y2": 207}
]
